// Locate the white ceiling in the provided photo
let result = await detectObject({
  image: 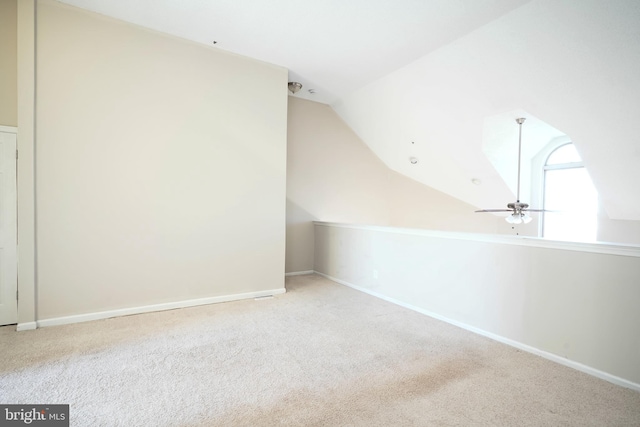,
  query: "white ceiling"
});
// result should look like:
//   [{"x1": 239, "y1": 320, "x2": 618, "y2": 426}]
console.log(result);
[
  {"x1": 56, "y1": 0, "x2": 640, "y2": 222},
  {"x1": 57, "y1": 0, "x2": 530, "y2": 105}
]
